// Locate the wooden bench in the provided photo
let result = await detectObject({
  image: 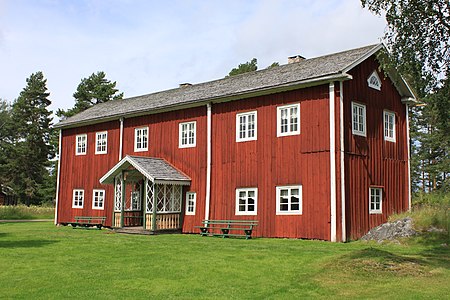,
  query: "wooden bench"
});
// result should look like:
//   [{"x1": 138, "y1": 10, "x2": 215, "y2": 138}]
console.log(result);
[
  {"x1": 71, "y1": 216, "x2": 106, "y2": 229},
  {"x1": 195, "y1": 220, "x2": 258, "y2": 239}
]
